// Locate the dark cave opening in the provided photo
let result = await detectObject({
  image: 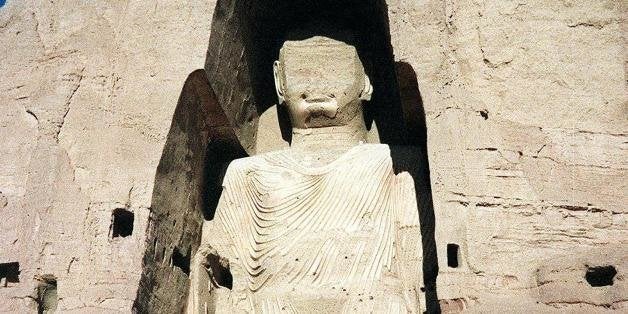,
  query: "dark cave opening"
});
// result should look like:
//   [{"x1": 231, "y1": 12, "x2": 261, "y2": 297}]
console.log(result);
[
  {"x1": 206, "y1": 253, "x2": 233, "y2": 290},
  {"x1": 110, "y1": 208, "x2": 134, "y2": 238},
  {"x1": 585, "y1": 265, "x2": 617, "y2": 287},
  {"x1": 171, "y1": 246, "x2": 191, "y2": 276},
  {"x1": 447, "y1": 243, "x2": 460, "y2": 268},
  {"x1": 0, "y1": 262, "x2": 20, "y2": 286}
]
